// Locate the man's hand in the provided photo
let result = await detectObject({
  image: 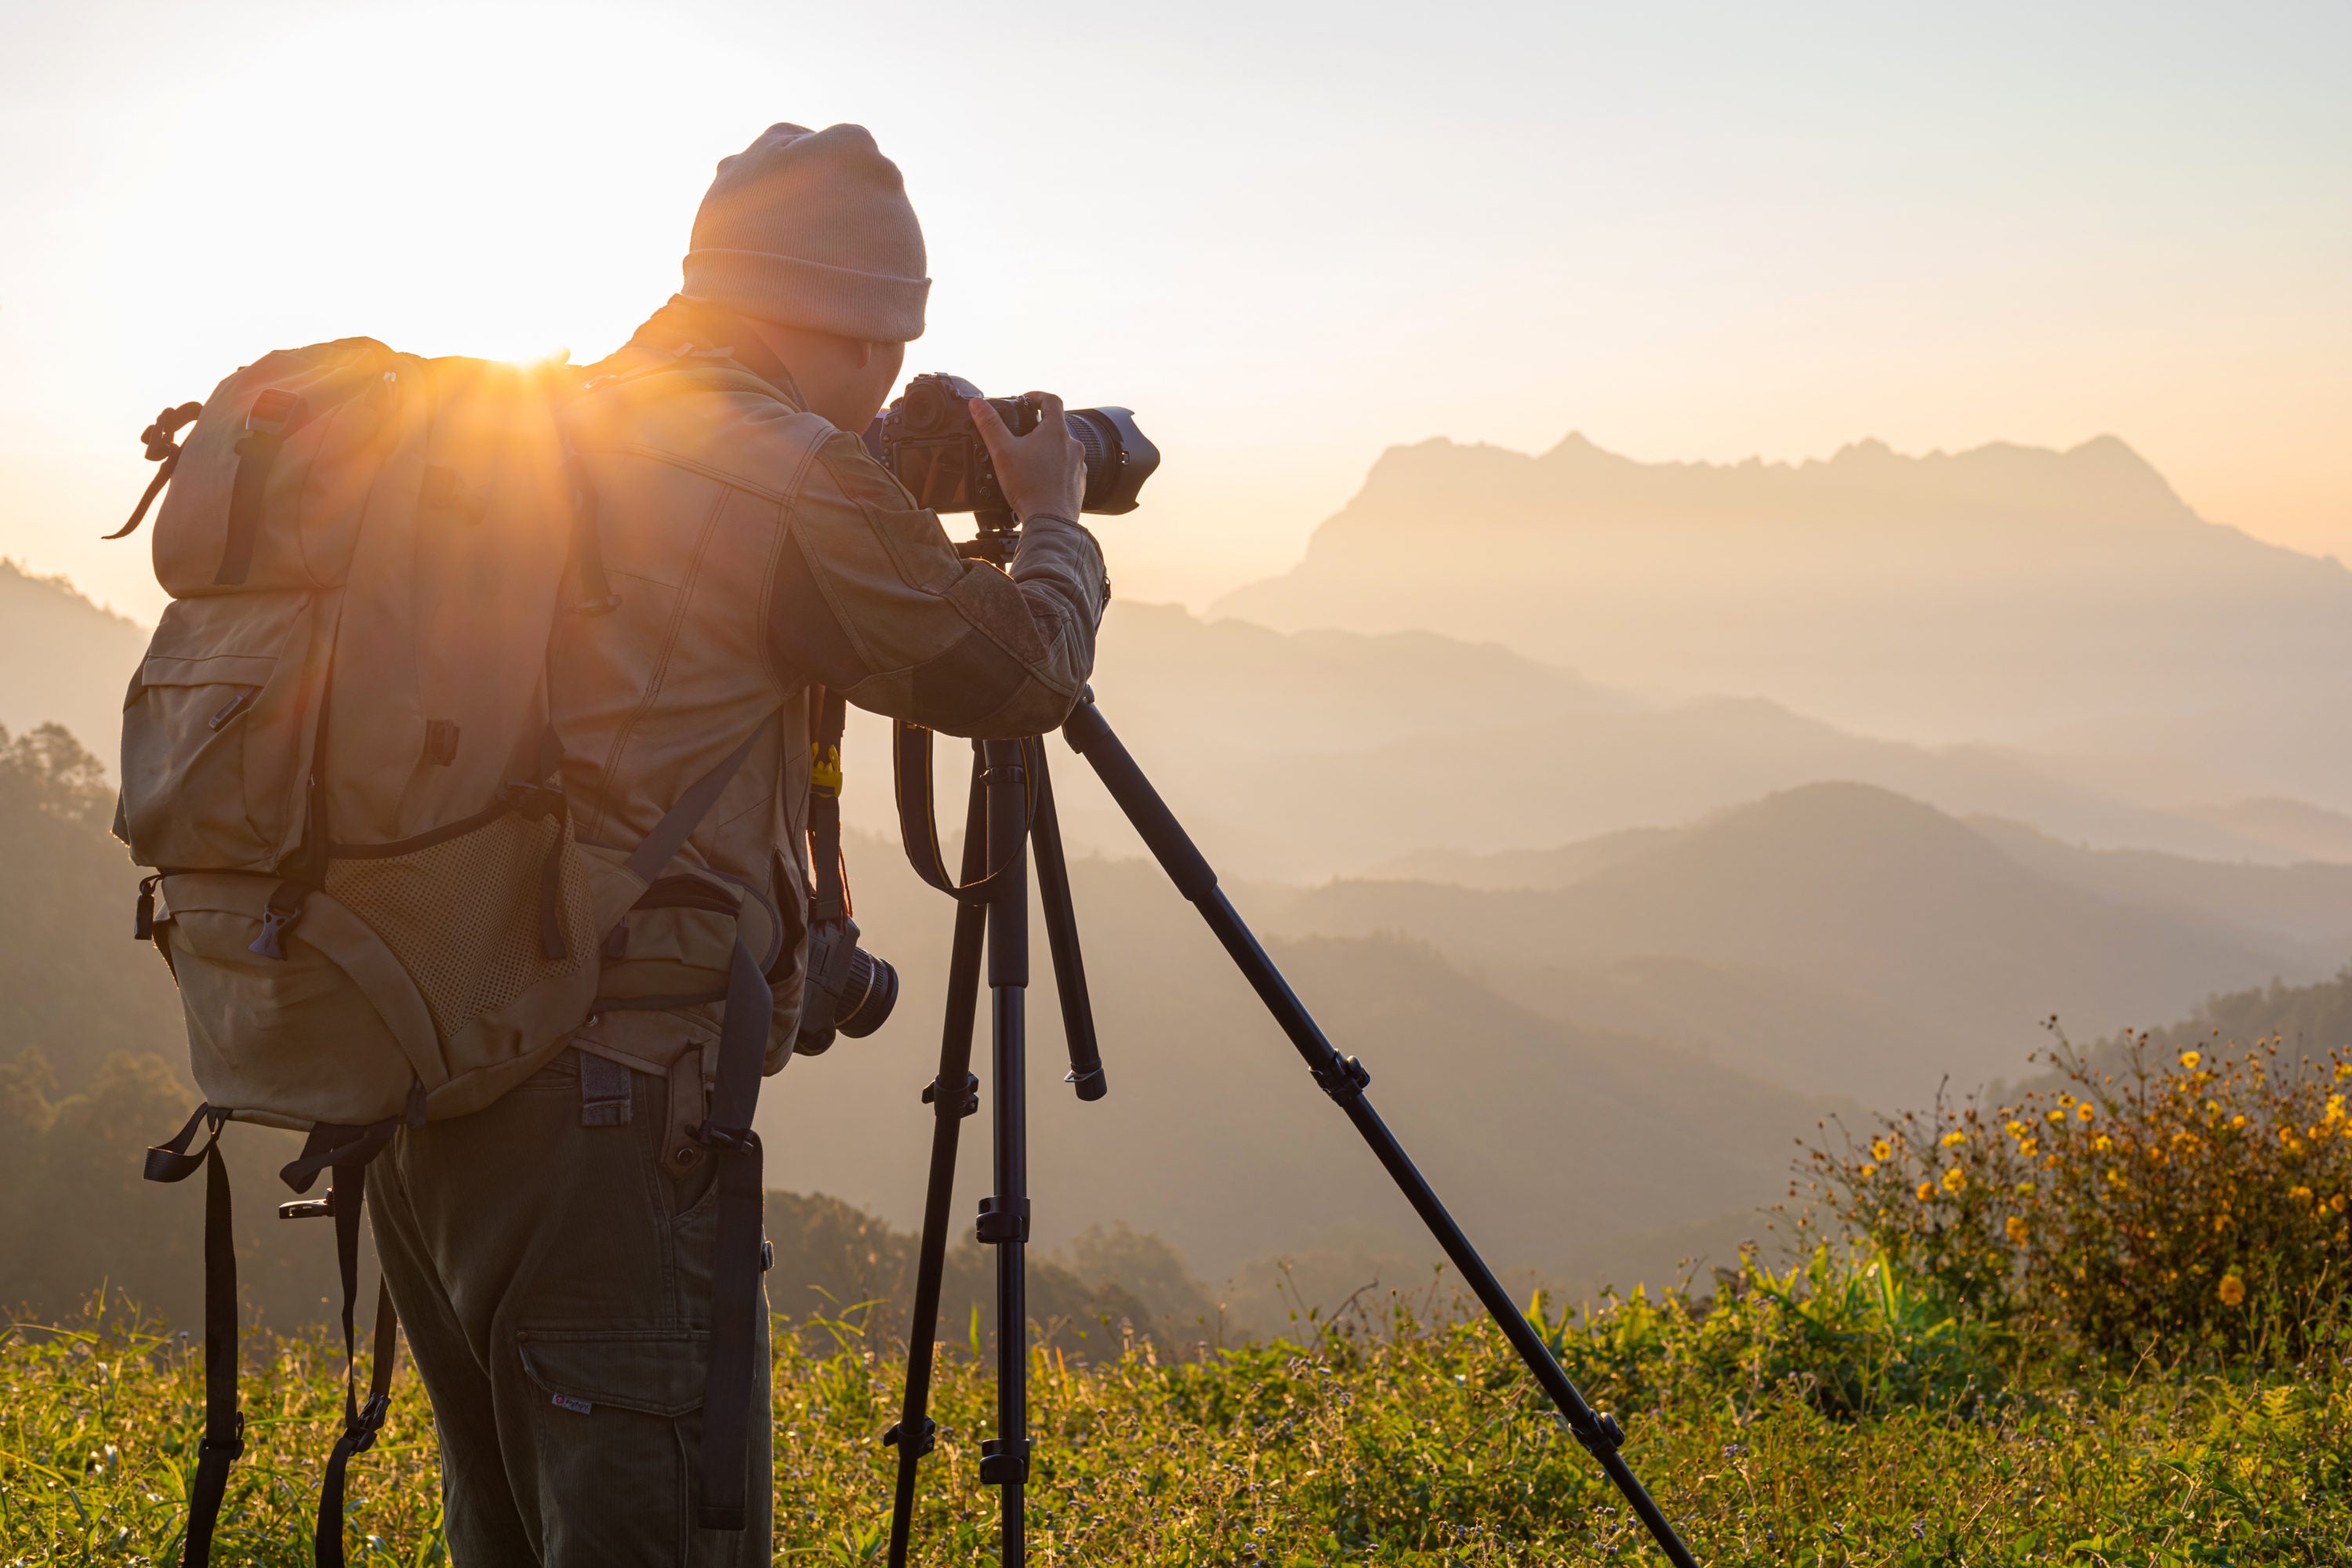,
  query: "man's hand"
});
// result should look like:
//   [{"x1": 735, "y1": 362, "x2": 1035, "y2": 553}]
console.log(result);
[{"x1": 971, "y1": 392, "x2": 1085, "y2": 523}]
